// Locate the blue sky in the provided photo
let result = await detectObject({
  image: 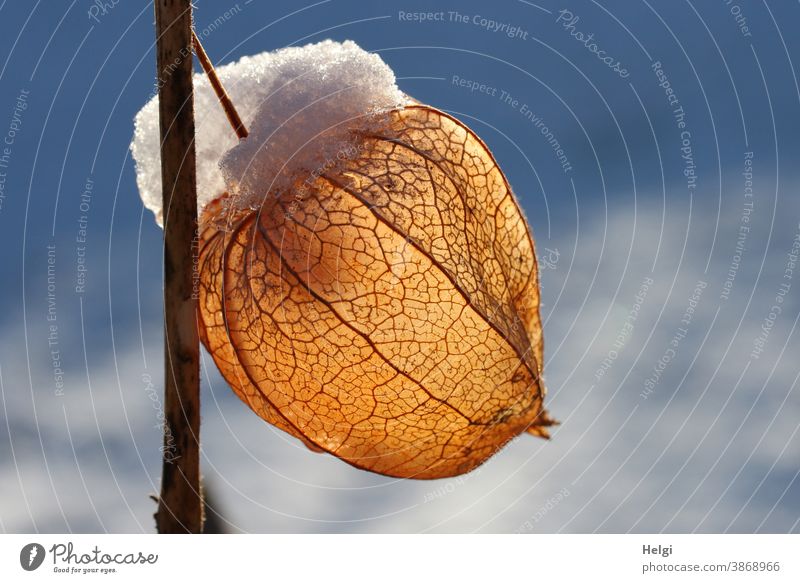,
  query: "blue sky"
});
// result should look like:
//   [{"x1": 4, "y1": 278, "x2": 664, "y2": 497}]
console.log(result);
[{"x1": 1, "y1": 0, "x2": 798, "y2": 532}]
